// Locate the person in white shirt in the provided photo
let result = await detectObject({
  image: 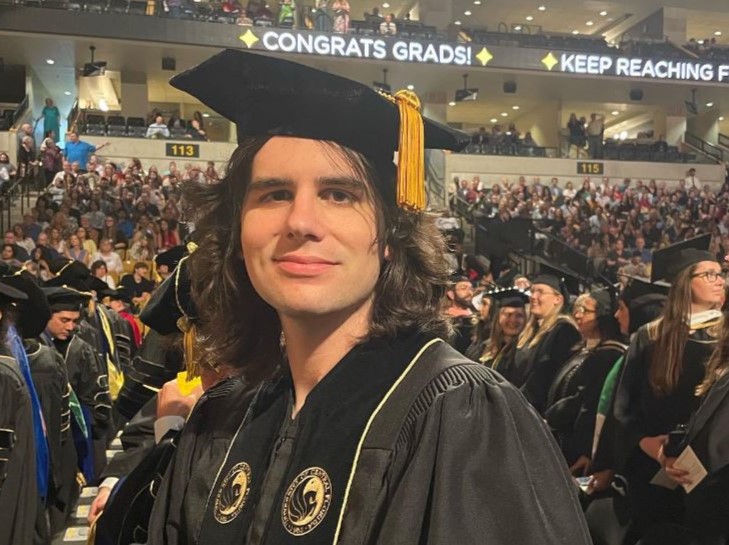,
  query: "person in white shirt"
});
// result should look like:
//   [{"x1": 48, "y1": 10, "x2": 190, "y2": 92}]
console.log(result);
[
  {"x1": 90, "y1": 238, "x2": 123, "y2": 274},
  {"x1": 586, "y1": 113, "x2": 604, "y2": 159},
  {"x1": 685, "y1": 168, "x2": 700, "y2": 189},
  {"x1": 379, "y1": 13, "x2": 397, "y2": 35},
  {"x1": 146, "y1": 114, "x2": 170, "y2": 139}
]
